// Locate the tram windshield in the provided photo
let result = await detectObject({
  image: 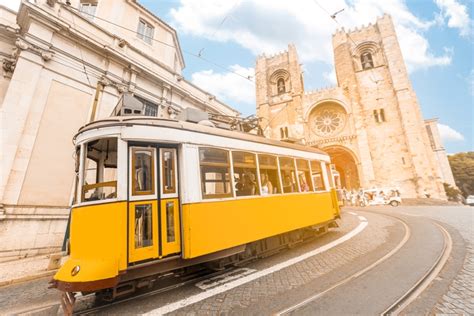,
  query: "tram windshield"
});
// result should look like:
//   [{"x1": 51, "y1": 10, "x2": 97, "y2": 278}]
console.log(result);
[{"x1": 81, "y1": 137, "x2": 118, "y2": 202}]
